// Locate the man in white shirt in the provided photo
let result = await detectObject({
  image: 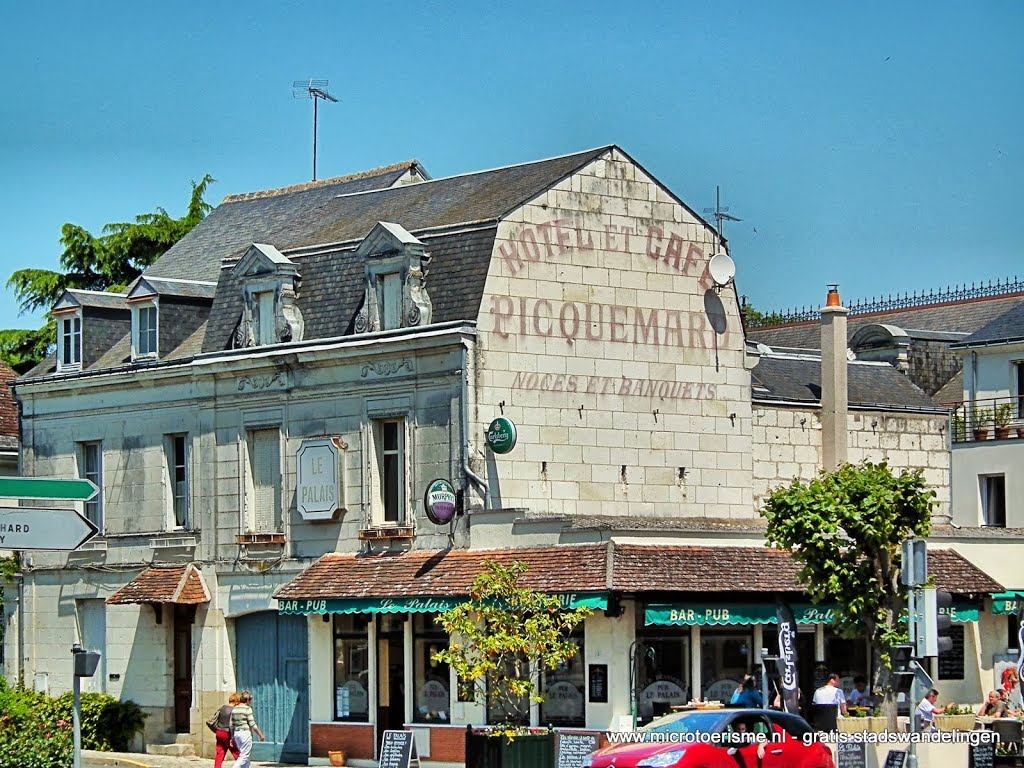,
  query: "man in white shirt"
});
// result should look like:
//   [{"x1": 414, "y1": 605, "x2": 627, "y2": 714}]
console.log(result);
[
  {"x1": 812, "y1": 673, "x2": 848, "y2": 718},
  {"x1": 917, "y1": 688, "x2": 946, "y2": 731}
]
